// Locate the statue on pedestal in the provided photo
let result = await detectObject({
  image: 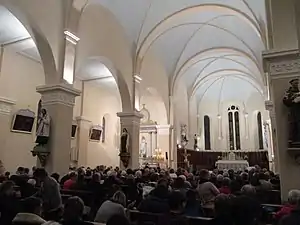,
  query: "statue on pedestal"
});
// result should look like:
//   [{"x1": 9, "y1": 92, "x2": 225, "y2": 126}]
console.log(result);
[
  {"x1": 194, "y1": 134, "x2": 199, "y2": 150},
  {"x1": 119, "y1": 128, "x2": 130, "y2": 168},
  {"x1": 283, "y1": 78, "x2": 300, "y2": 147},
  {"x1": 35, "y1": 108, "x2": 51, "y2": 146},
  {"x1": 140, "y1": 136, "x2": 147, "y2": 158},
  {"x1": 32, "y1": 100, "x2": 51, "y2": 167},
  {"x1": 120, "y1": 128, "x2": 129, "y2": 153},
  {"x1": 180, "y1": 124, "x2": 188, "y2": 144}
]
